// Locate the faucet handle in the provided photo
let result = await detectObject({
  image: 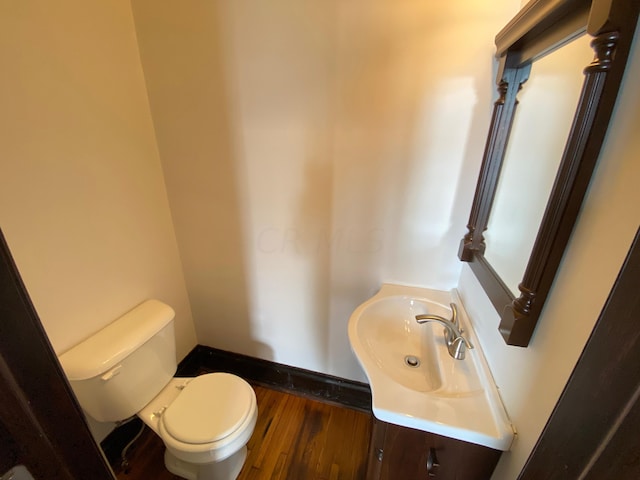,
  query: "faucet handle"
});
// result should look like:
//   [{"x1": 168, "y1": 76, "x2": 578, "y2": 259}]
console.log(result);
[{"x1": 449, "y1": 303, "x2": 461, "y2": 332}]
